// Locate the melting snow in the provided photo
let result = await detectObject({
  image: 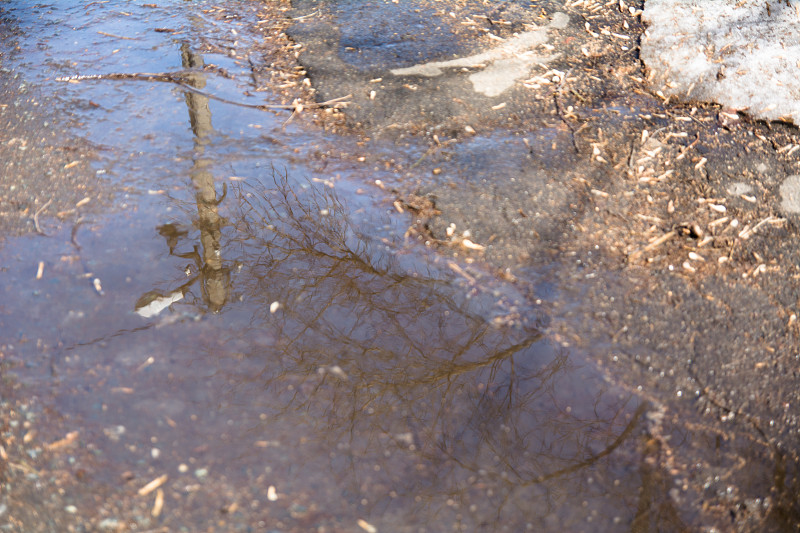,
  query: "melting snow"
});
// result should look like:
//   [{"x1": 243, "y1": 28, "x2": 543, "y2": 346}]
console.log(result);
[{"x1": 641, "y1": 0, "x2": 800, "y2": 124}]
